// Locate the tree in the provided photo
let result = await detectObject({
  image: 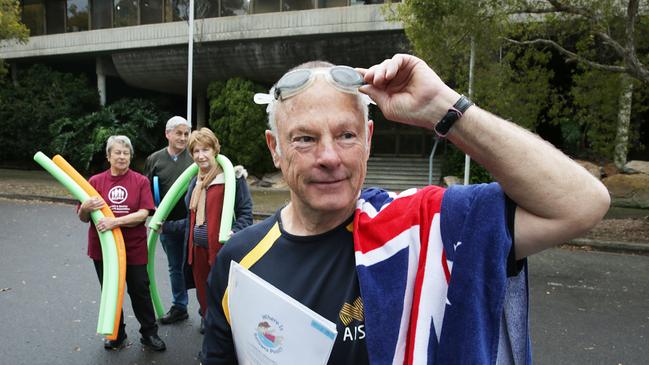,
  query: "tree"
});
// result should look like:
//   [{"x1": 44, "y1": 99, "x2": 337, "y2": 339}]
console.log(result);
[
  {"x1": 392, "y1": 0, "x2": 648, "y2": 166},
  {"x1": 207, "y1": 78, "x2": 275, "y2": 175},
  {"x1": 49, "y1": 99, "x2": 169, "y2": 172},
  {"x1": 505, "y1": 0, "x2": 649, "y2": 168},
  {"x1": 507, "y1": 0, "x2": 648, "y2": 83},
  {"x1": 0, "y1": 0, "x2": 29, "y2": 77},
  {"x1": 390, "y1": 1, "x2": 559, "y2": 182},
  {"x1": 0, "y1": 64, "x2": 99, "y2": 164}
]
